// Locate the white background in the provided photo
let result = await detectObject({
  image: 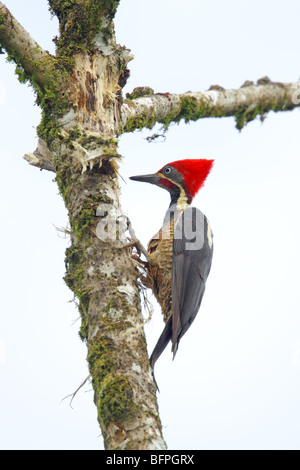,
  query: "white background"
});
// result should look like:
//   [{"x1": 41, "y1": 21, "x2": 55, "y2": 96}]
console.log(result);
[{"x1": 0, "y1": 0, "x2": 300, "y2": 450}]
